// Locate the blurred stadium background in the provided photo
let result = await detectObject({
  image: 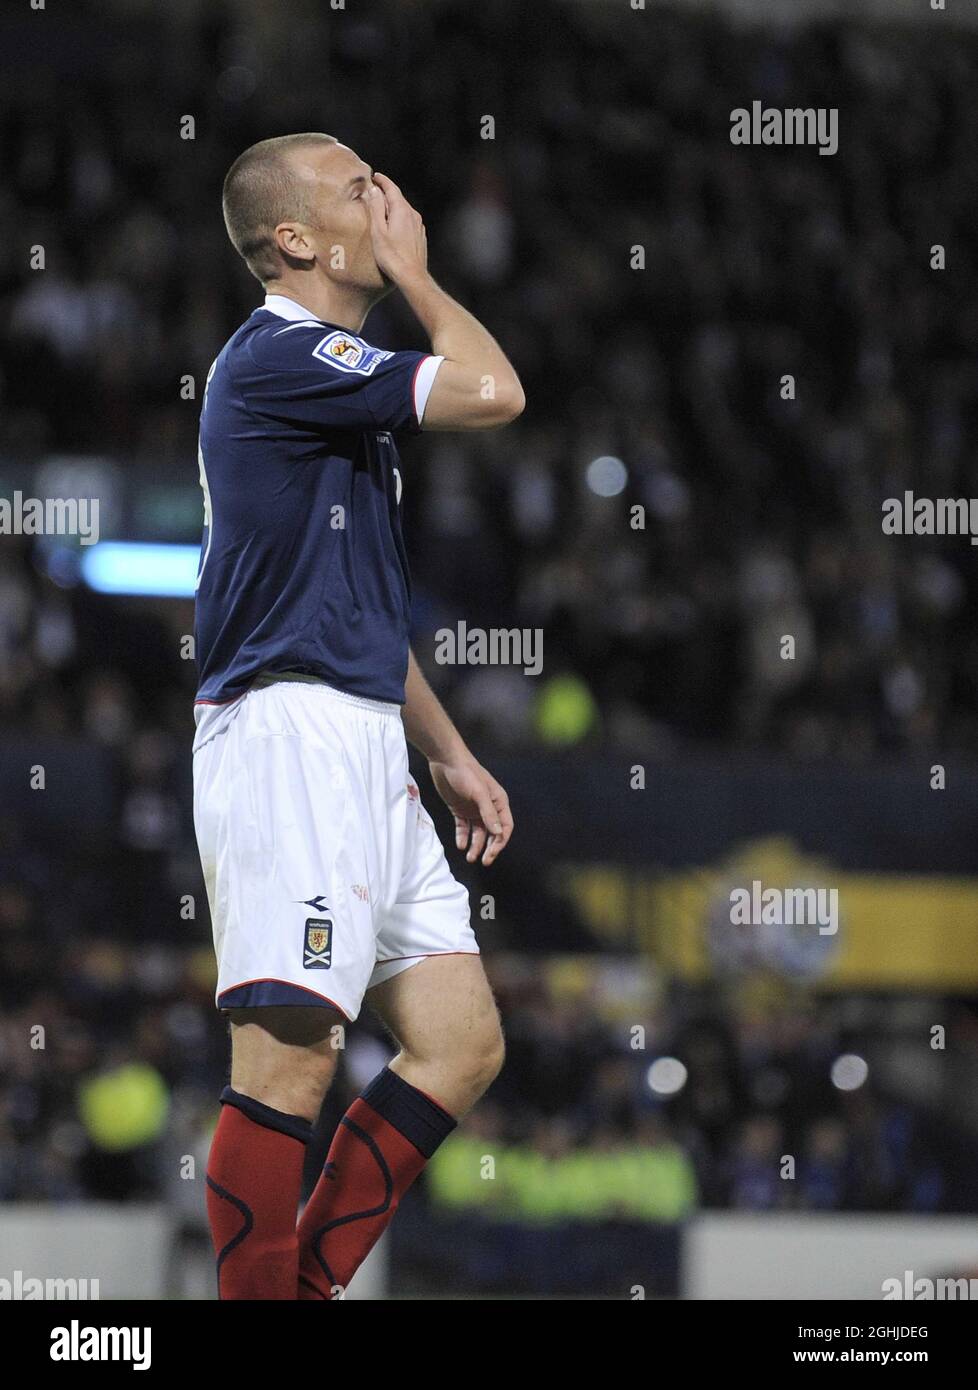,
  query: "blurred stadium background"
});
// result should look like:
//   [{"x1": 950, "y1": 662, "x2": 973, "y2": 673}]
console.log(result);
[{"x1": 2, "y1": 0, "x2": 978, "y2": 1300}]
